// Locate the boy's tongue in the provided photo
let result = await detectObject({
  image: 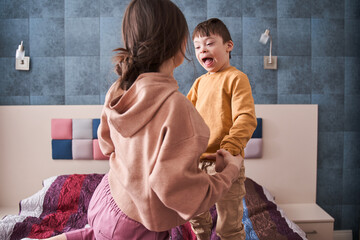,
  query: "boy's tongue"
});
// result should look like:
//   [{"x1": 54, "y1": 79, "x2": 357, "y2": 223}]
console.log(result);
[{"x1": 204, "y1": 58, "x2": 213, "y2": 67}]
